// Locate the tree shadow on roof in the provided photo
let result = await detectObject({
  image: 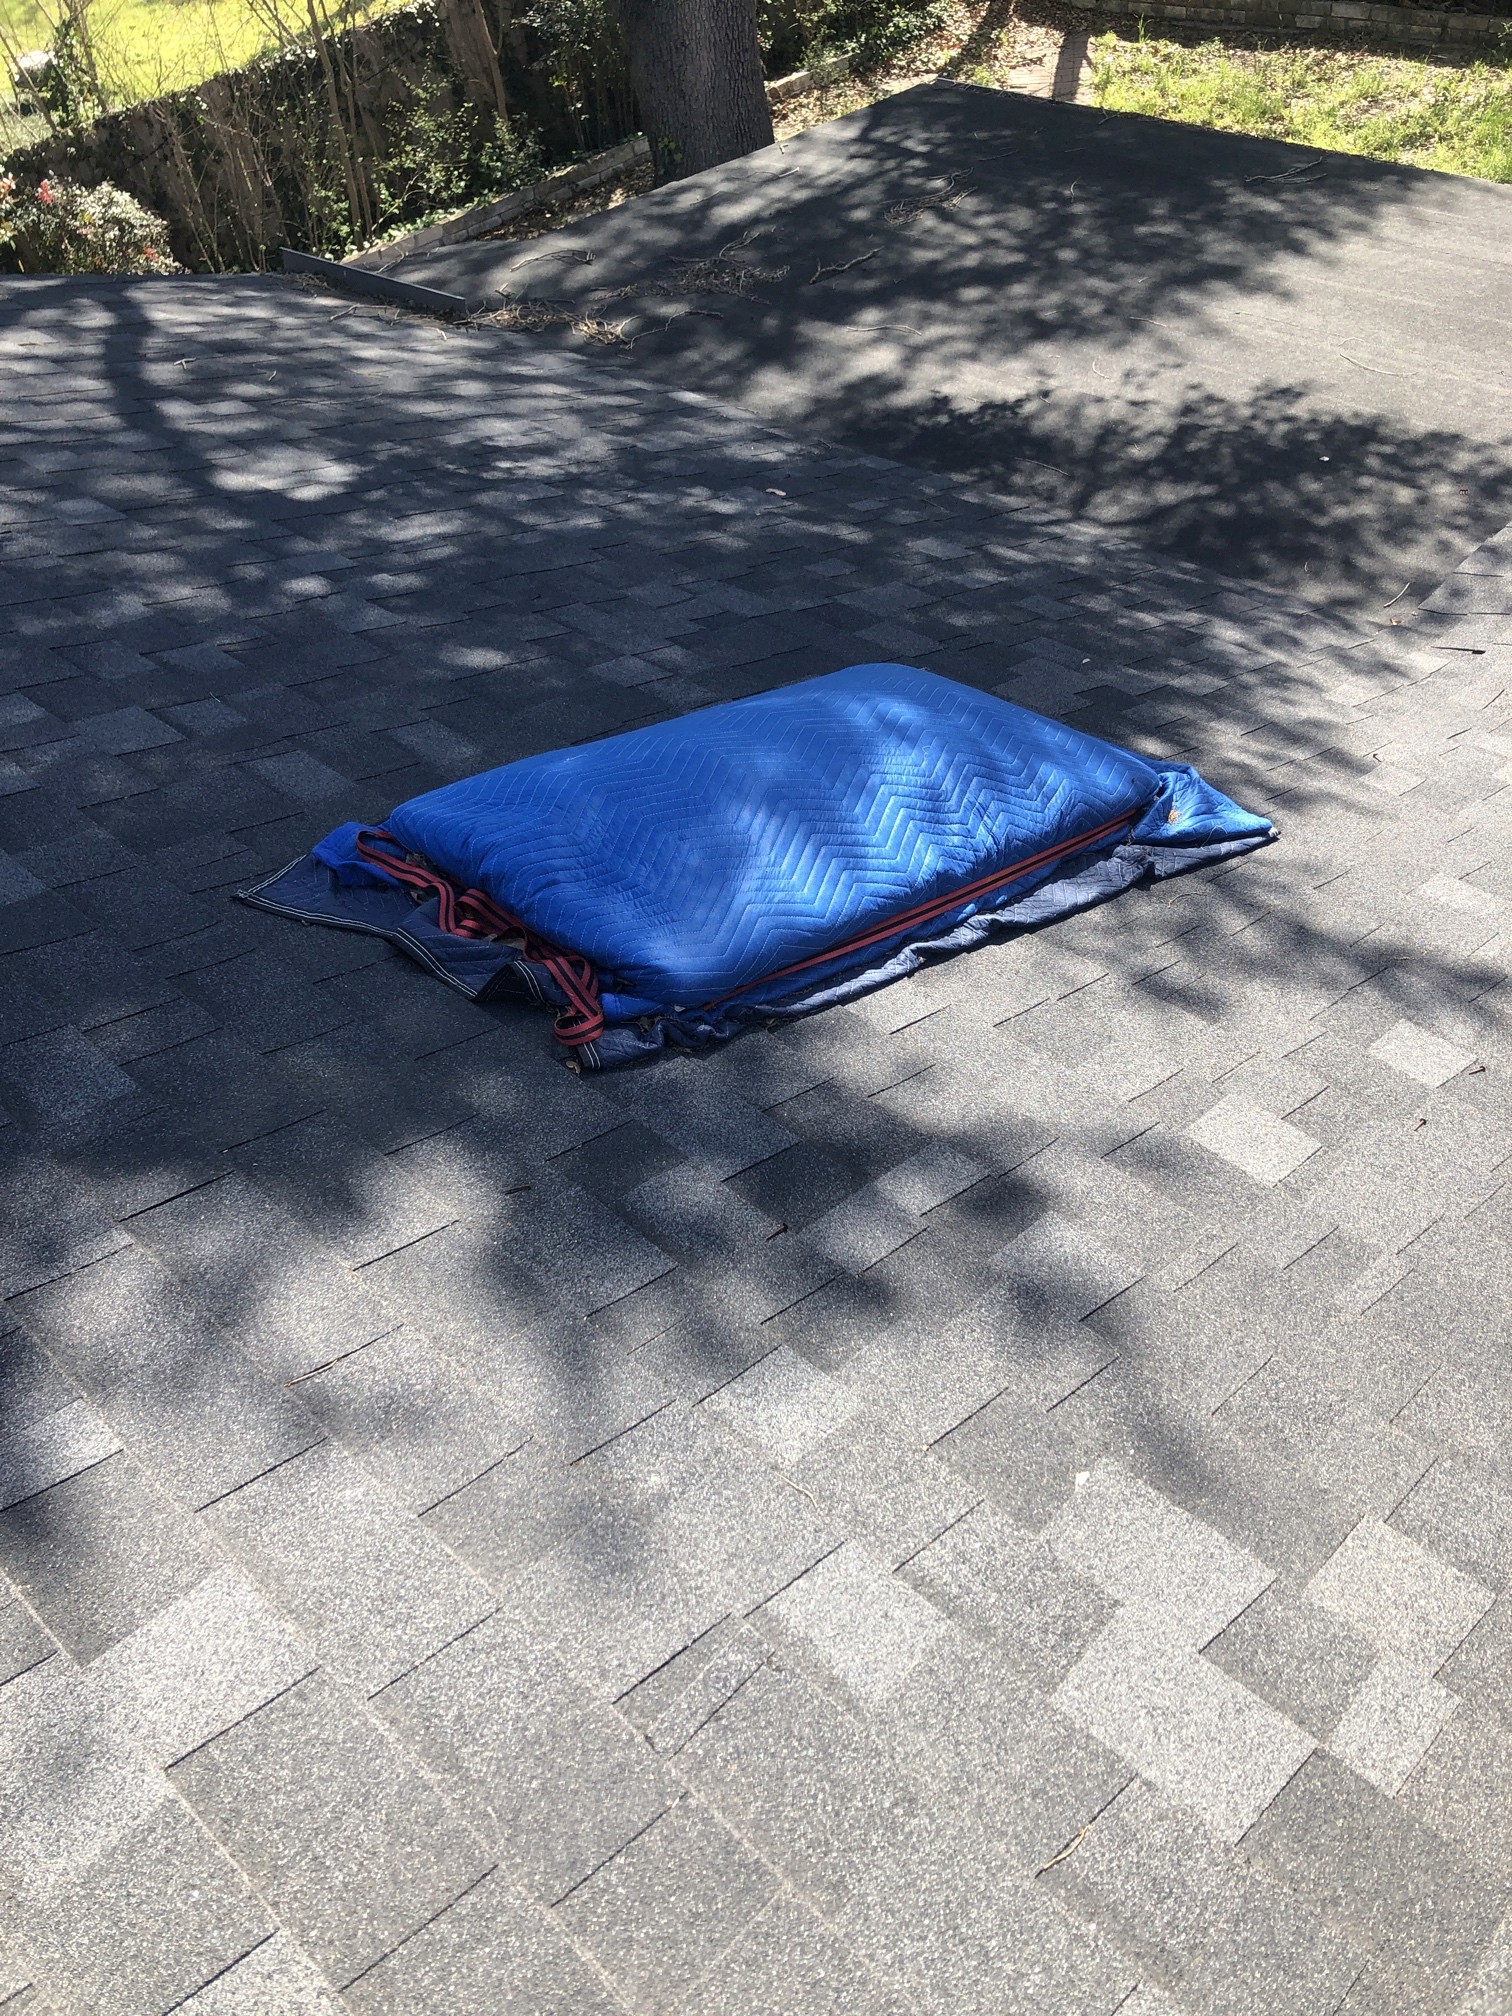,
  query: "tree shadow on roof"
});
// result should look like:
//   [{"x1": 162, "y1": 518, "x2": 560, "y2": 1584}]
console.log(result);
[
  {"x1": 415, "y1": 81, "x2": 1512, "y2": 611},
  {"x1": 825, "y1": 379, "x2": 1512, "y2": 613},
  {"x1": 0, "y1": 270, "x2": 1507, "y2": 1733}
]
